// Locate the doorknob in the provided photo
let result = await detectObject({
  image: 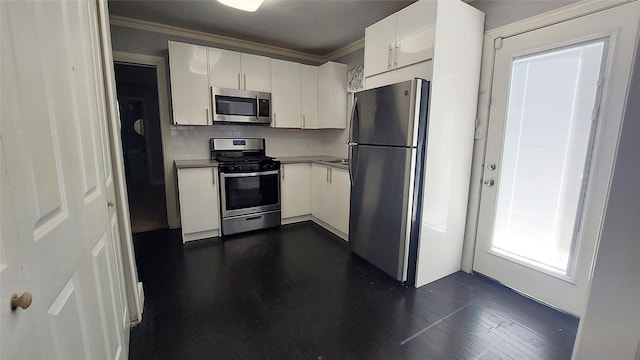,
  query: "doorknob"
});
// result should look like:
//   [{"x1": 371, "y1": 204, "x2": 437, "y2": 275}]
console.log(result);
[
  {"x1": 483, "y1": 178, "x2": 495, "y2": 187},
  {"x1": 11, "y1": 292, "x2": 33, "y2": 311}
]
